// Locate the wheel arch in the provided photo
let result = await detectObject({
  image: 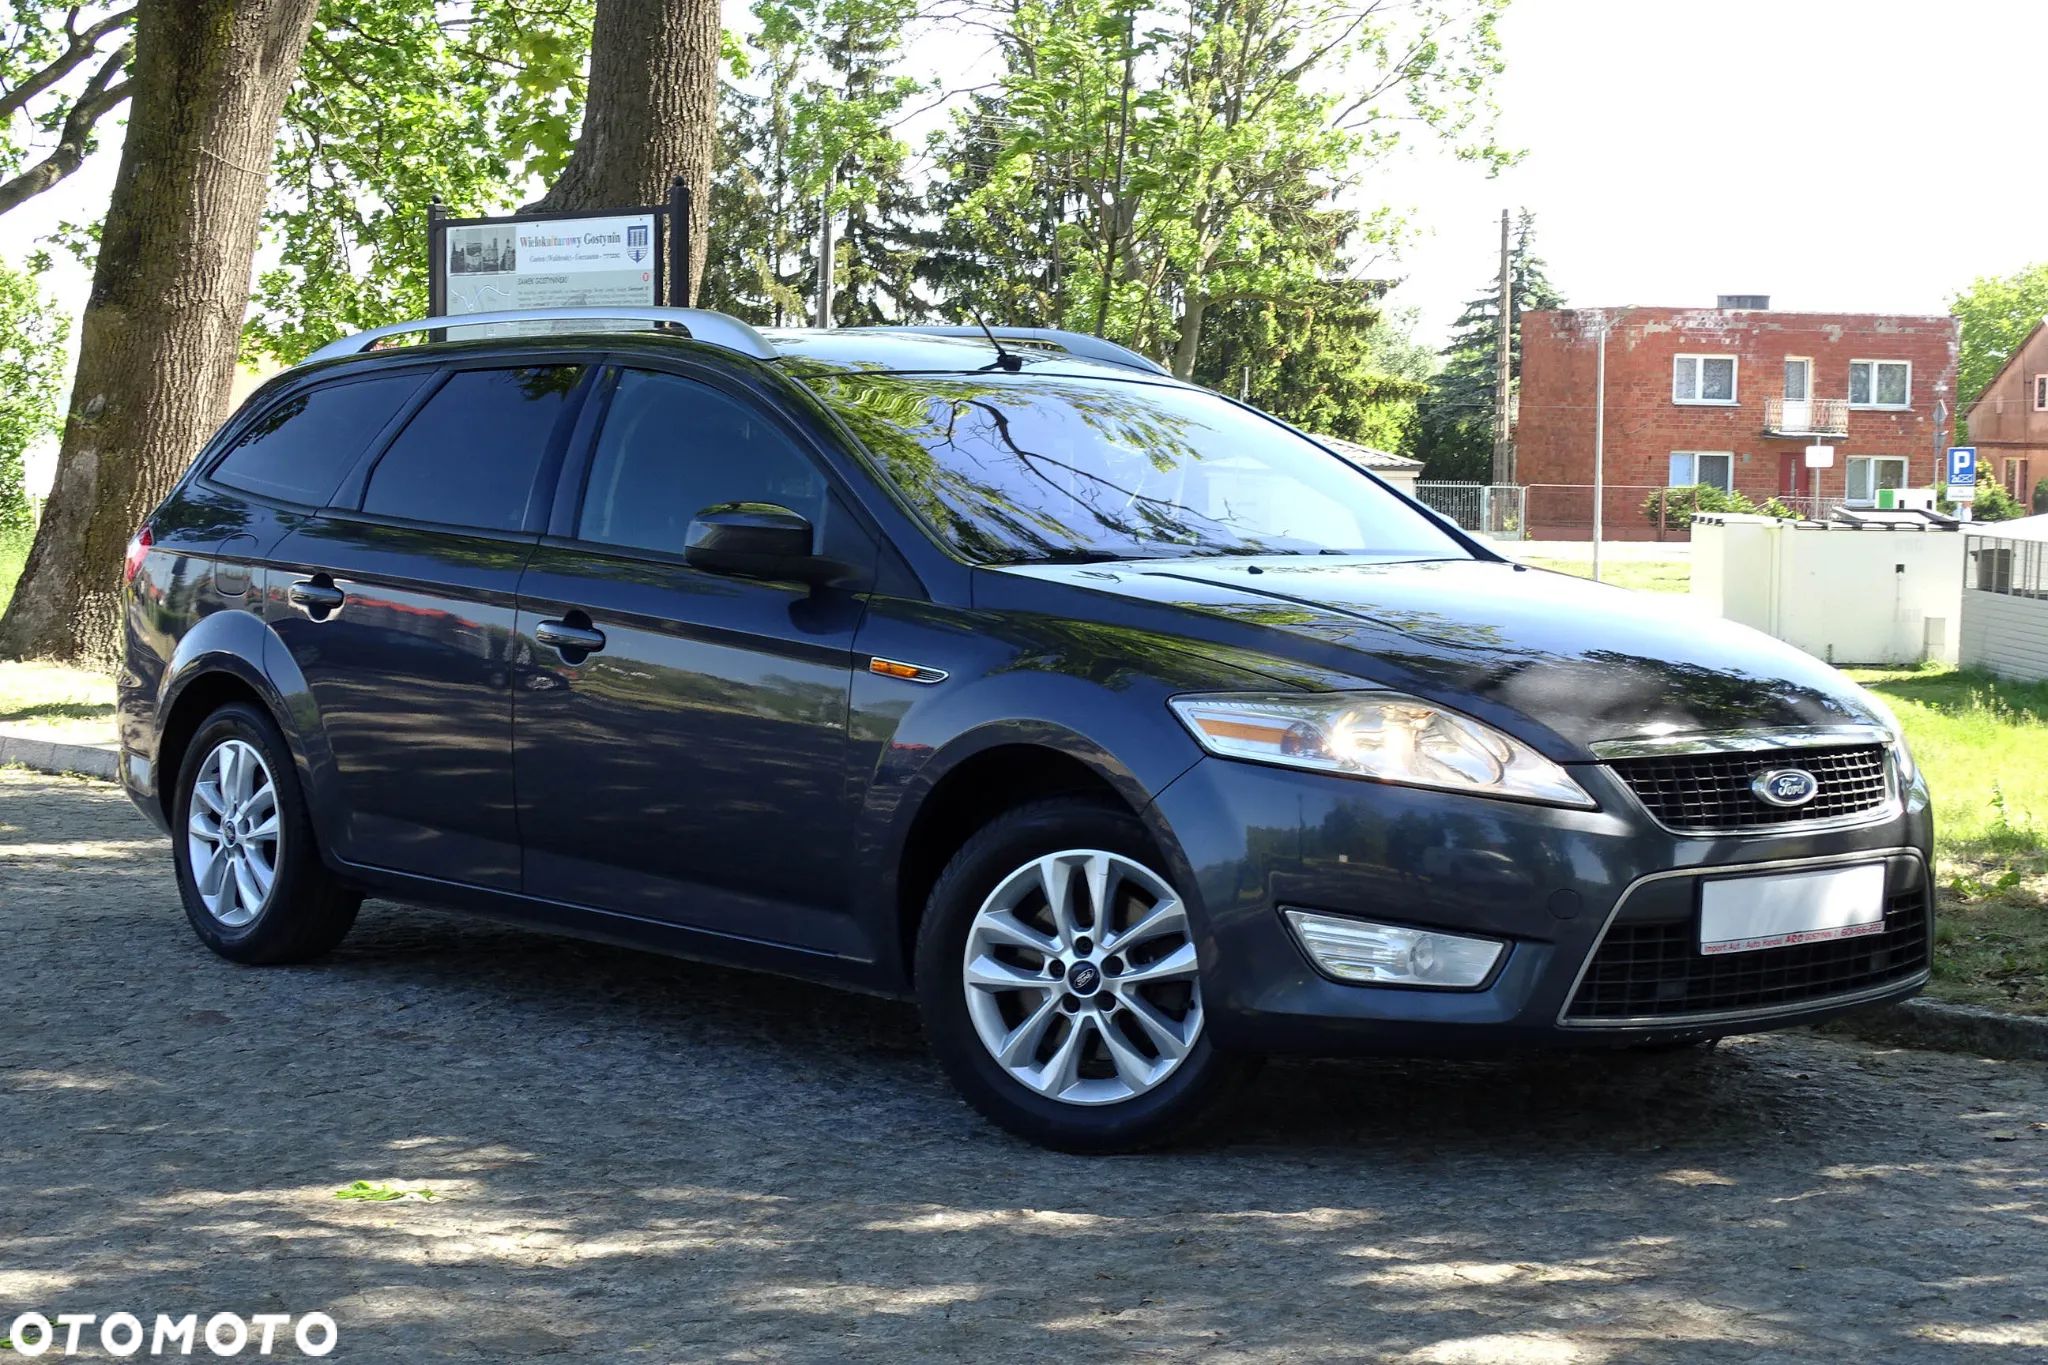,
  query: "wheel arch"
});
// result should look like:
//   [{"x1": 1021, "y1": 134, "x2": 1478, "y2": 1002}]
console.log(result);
[
  {"x1": 154, "y1": 610, "x2": 340, "y2": 854},
  {"x1": 886, "y1": 733, "x2": 1188, "y2": 989}
]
